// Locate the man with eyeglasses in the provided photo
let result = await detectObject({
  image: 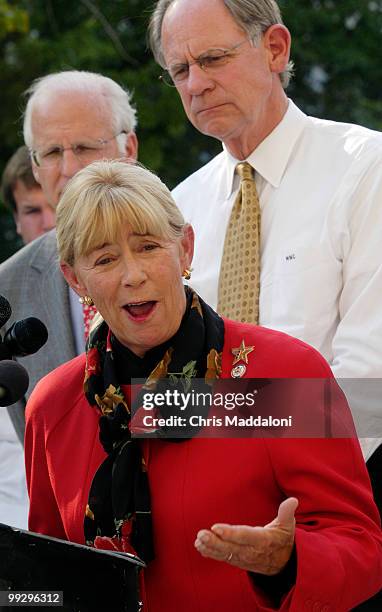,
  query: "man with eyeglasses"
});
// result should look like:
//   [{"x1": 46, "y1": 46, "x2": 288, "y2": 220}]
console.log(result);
[
  {"x1": 0, "y1": 70, "x2": 138, "y2": 527},
  {"x1": 149, "y1": 0, "x2": 382, "y2": 608},
  {"x1": 149, "y1": 2, "x2": 382, "y2": 463}
]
